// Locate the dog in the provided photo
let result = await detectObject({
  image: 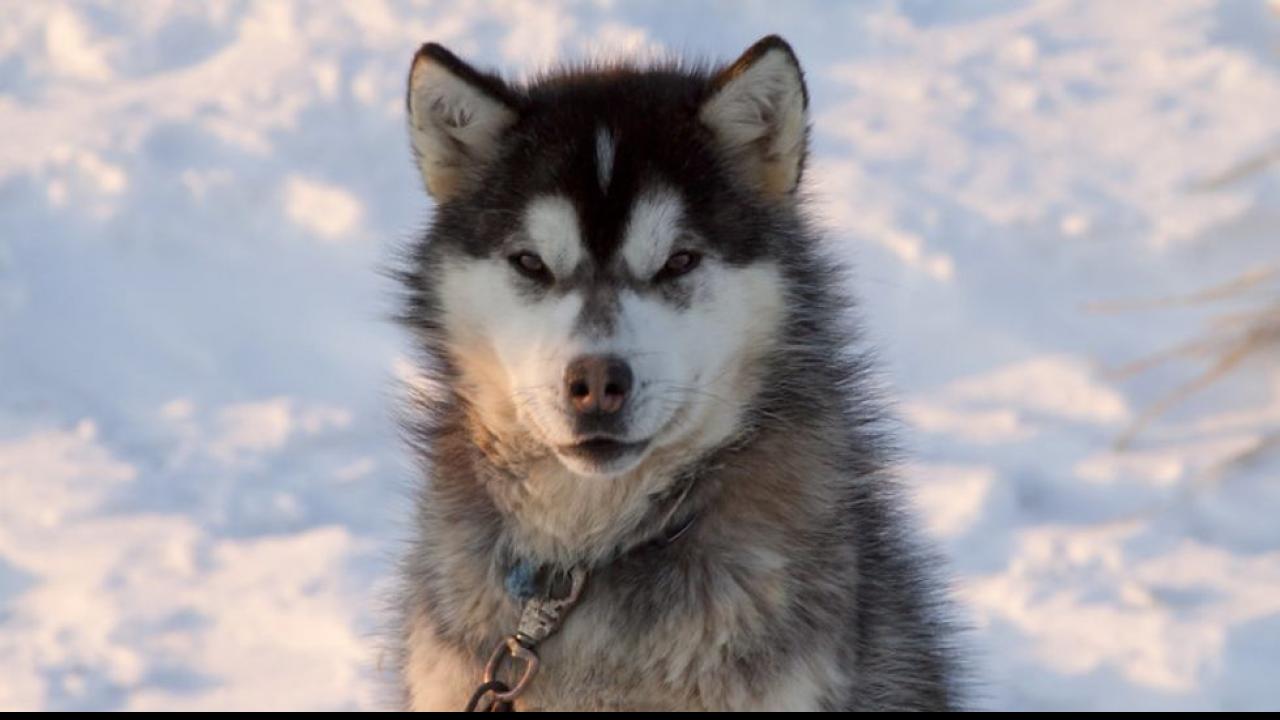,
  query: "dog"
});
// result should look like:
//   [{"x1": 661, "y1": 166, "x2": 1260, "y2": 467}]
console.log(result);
[{"x1": 392, "y1": 35, "x2": 961, "y2": 711}]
